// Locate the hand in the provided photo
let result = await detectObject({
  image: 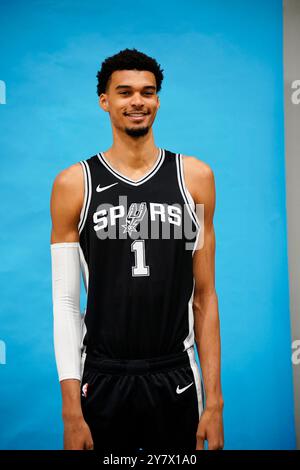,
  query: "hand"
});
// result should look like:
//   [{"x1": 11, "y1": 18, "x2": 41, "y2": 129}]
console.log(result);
[
  {"x1": 196, "y1": 402, "x2": 224, "y2": 450},
  {"x1": 63, "y1": 415, "x2": 94, "y2": 450}
]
